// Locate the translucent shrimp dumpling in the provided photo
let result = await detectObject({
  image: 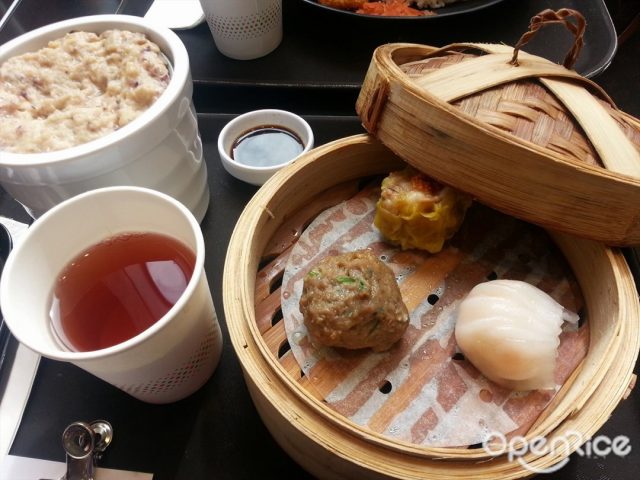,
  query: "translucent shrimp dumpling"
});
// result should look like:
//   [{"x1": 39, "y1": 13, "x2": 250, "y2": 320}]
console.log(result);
[{"x1": 454, "y1": 279, "x2": 579, "y2": 391}]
